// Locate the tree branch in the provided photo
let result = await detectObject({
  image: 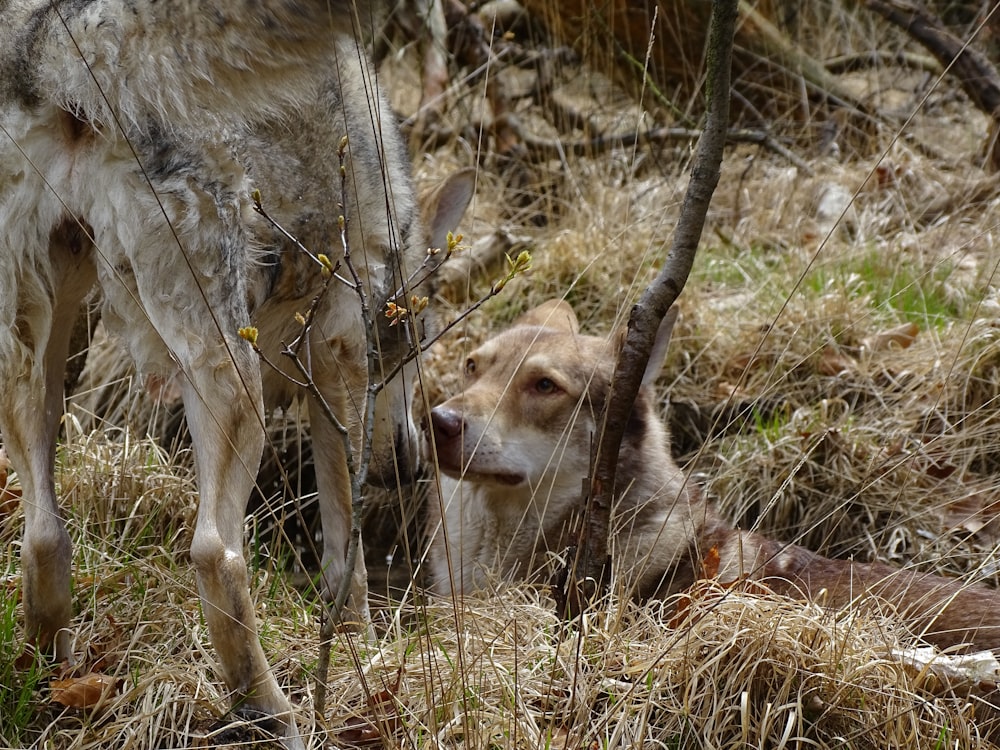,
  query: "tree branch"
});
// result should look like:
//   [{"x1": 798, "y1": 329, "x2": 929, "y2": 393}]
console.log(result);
[
  {"x1": 866, "y1": 0, "x2": 1000, "y2": 117},
  {"x1": 559, "y1": 0, "x2": 737, "y2": 620}
]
